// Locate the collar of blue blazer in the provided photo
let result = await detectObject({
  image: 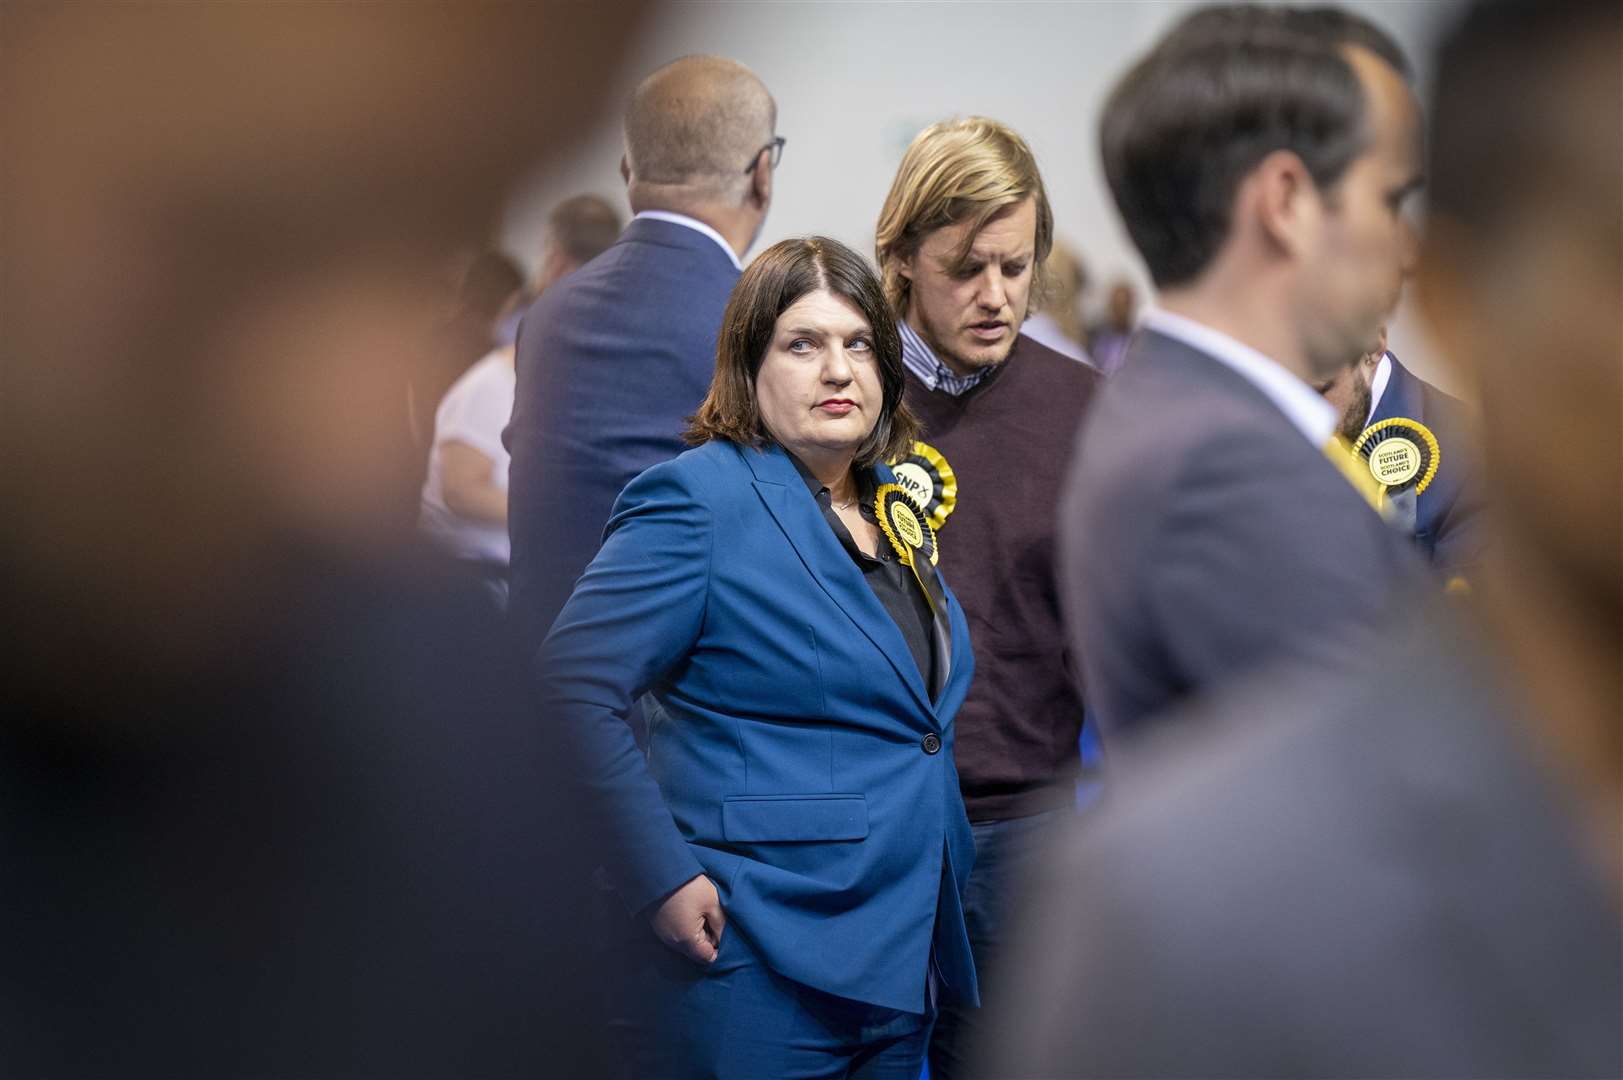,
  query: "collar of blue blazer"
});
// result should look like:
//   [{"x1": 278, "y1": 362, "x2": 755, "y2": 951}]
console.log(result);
[{"x1": 737, "y1": 441, "x2": 956, "y2": 719}]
